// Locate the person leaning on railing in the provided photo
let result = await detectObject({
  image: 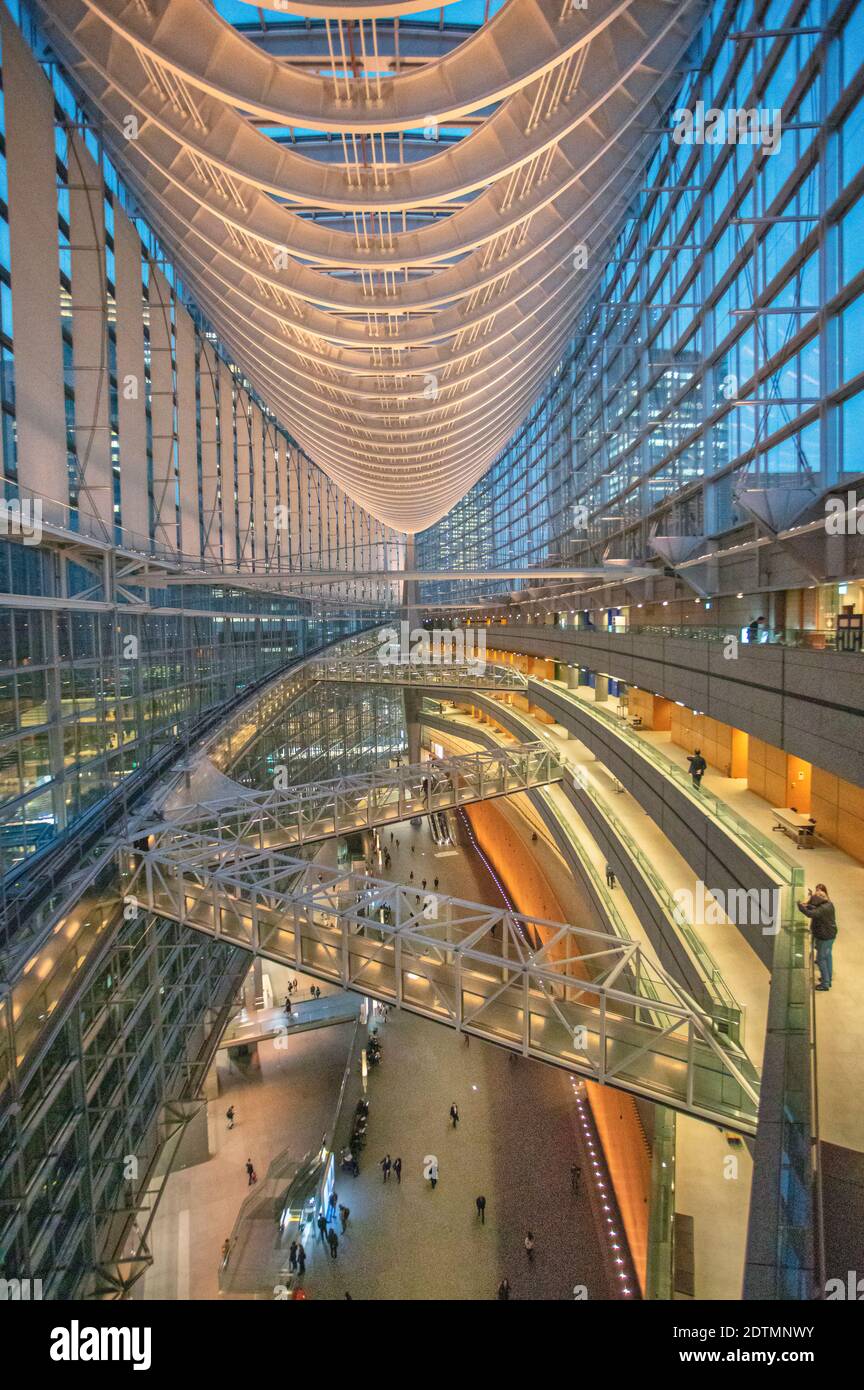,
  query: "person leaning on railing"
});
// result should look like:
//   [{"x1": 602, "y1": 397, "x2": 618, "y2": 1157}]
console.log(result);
[{"x1": 797, "y1": 884, "x2": 838, "y2": 992}]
